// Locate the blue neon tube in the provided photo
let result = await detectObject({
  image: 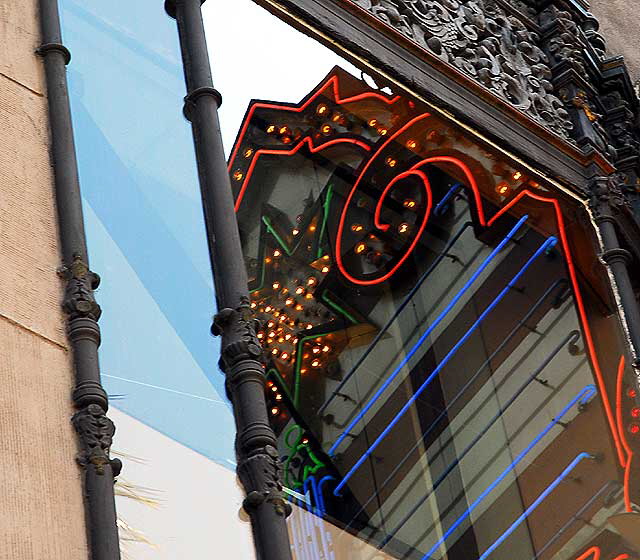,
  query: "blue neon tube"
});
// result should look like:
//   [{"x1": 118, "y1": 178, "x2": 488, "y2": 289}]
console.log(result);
[
  {"x1": 477, "y1": 452, "x2": 594, "y2": 560},
  {"x1": 434, "y1": 183, "x2": 464, "y2": 216},
  {"x1": 319, "y1": 221, "x2": 473, "y2": 417},
  {"x1": 340, "y1": 278, "x2": 569, "y2": 533},
  {"x1": 421, "y1": 385, "x2": 596, "y2": 559},
  {"x1": 328, "y1": 214, "x2": 529, "y2": 455},
  {"x1": 333, "y1": 235, "x2": 557, "y2": 496},
  {"x1": 380, "y1": 330, "x2": 582, "y2": 546}
]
